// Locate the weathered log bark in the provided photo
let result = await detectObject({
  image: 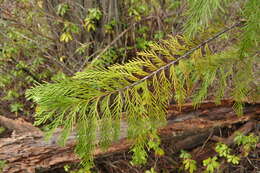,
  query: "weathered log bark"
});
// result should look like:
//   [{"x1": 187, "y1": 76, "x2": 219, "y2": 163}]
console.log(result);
[{"x1": 0, "y1": 101, "x2": 259, "y2": 173}]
